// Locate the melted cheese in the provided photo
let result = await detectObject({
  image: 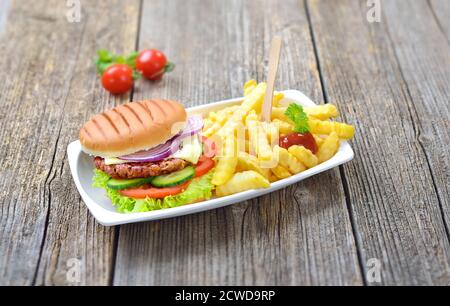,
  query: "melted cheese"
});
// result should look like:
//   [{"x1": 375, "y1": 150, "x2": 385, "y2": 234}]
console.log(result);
[
  {"x1": 171, "y1": 136, "x2": 202, "y2": 164},
  {"x1": 104, "y1": 157, "x2": 129, "y2": 165}
]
